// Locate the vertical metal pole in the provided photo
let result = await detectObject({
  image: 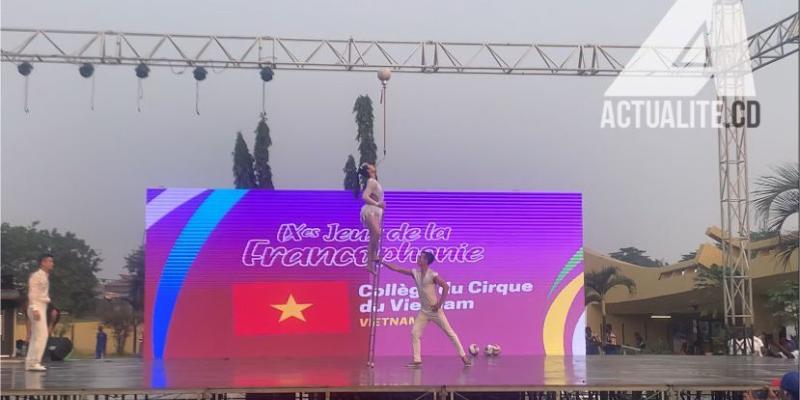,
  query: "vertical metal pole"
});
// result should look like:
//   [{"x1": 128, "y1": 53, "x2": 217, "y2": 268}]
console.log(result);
[
  {"x1": 366, "y1": 218, "x2": 384, "y2": 367},
  {"x1": 712, "y1": 0, "x2": 754, "y2": 355},
  {"x1": 718, "y1": 95, "x2": 754, "y2": 353}
]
